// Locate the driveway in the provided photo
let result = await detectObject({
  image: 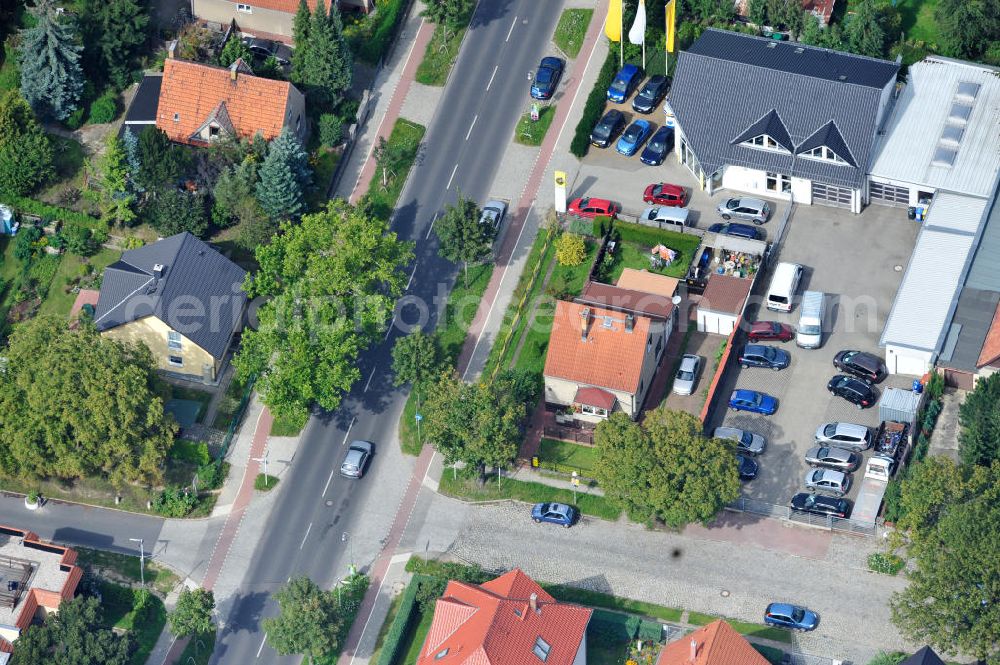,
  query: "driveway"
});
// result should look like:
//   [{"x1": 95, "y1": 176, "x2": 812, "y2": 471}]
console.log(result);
[{"x1": 708, "y1": 203, "x2": 920, "y2": 508}]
